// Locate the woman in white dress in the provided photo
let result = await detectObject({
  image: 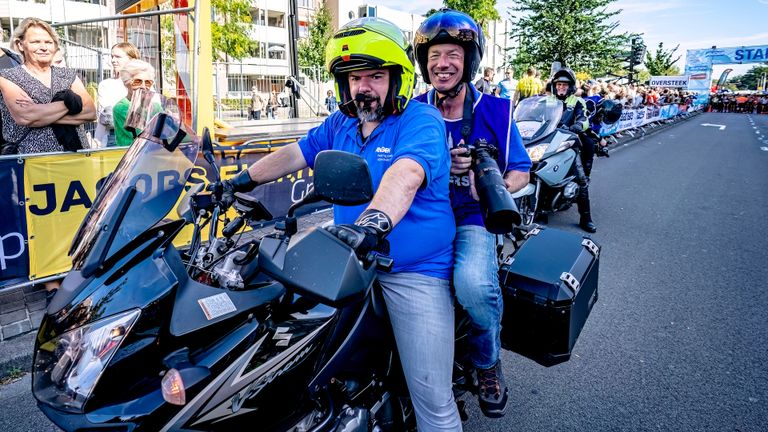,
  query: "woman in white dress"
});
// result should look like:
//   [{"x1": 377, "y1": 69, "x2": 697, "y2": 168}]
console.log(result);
[{"x1": 94, "y1": 42, "x2": 139, "y2": 147}]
